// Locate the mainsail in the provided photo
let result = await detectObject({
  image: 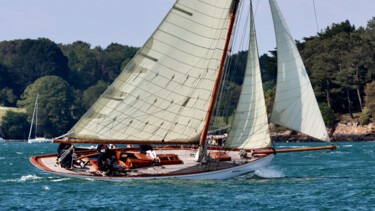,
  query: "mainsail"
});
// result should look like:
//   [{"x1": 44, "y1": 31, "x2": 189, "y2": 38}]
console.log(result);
[
  {"x1": 225, "y1": 2, "x2": 271, "y2": 149},
  {"x1": 269, "y1": 0, "x2": 330, "y2": 142},
  {"x1": 67, "y1": 0, "x2": 234, "y2": 144}
]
